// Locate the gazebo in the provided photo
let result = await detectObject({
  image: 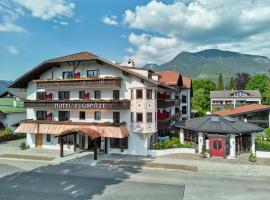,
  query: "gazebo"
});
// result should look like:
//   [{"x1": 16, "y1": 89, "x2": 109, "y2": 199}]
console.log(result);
[{"x1": 175, "y1": 115, "x2": 263, "y2": 158}]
